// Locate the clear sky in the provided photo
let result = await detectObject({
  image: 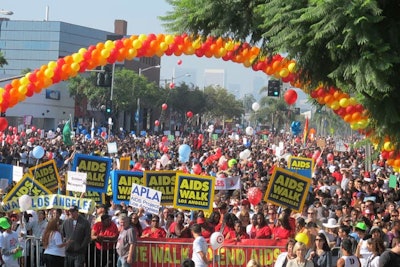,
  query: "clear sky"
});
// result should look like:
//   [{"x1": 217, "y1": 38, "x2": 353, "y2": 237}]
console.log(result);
[{"x1": 1, "y1": 1, "x2": 309, "y2": 106}]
